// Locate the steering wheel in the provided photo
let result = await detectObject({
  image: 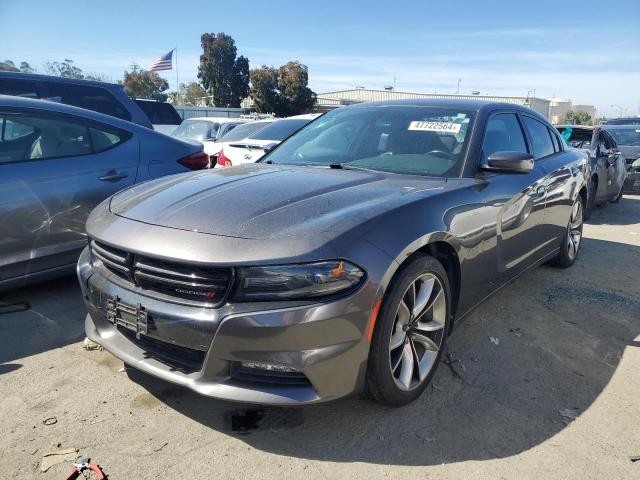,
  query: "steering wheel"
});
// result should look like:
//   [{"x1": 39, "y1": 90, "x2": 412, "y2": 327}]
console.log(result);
[{"x1": 426, "y1": 150, "x2": 456, "y2": 160}]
